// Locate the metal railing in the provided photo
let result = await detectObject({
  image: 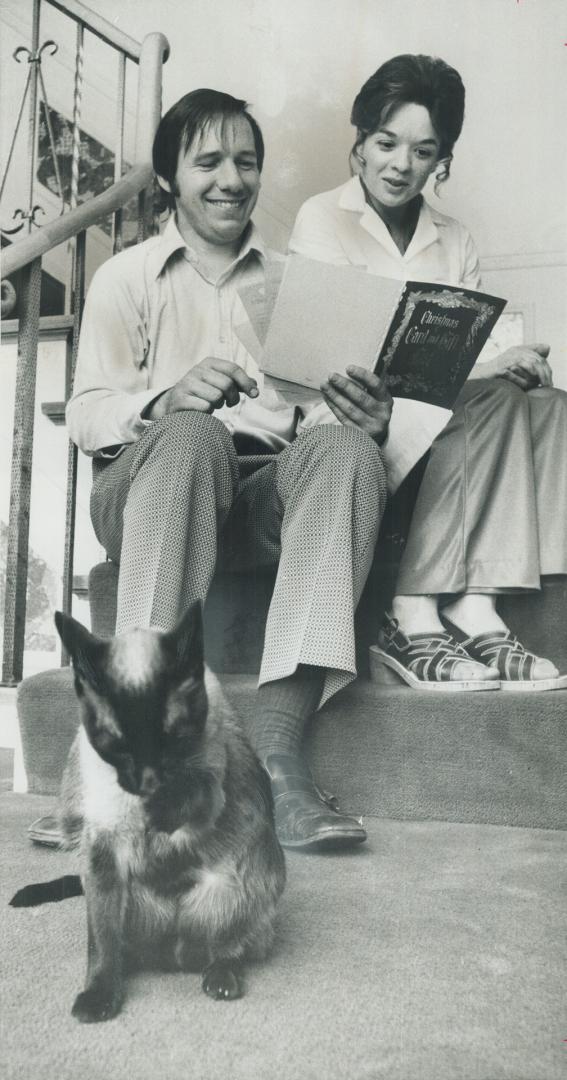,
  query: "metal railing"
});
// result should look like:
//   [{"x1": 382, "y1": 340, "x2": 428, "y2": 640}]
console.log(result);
[{"x1": 1, "y1": 0, "x2": 169, "y2": 684}]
